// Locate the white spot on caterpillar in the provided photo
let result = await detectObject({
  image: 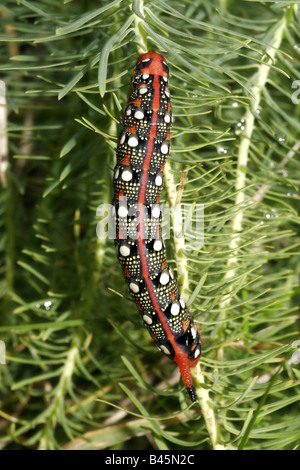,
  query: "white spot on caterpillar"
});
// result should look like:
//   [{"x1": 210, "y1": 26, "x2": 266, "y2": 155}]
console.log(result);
[
  {"x1": 143, "y1": 314, "x2": 153, "y2": 325},
  {"x1": 191, "y1": 326, "x2": 197, "y2": 339},
  {"x1": 153, "y1": 239, "x2": 162, "y2": 252},
  {"x1": 122, "y1": 169, "x2": 133, "y2": 182},
  {"x1": 118, "y1": 206, "x2": 128, "y2": 218},
  {"x1": 155, "y1": 173, "x2": 163, "y2": 187},
  {"x1": 126, "y1": 107, "x2": 131, "y2": 116},
  {"x1": 160, "y1": 270, "x2": 170, "y2": 286},
  {"x1": 142, "y1": 73, "x2": 149, "y2": 80},
  {"x1": 160, "y1": 344, "x2": 171, "y2": 355},
  {"x1": 194, "y1": 347, "x2": 201, "y2": 359},
  {"x1": 171, "y1": 301, "x2": 180, "y2": 316},
  {"x1": 163, "y1": 76, "x2": 168, "y2": 82},
  {"x1": 165, "y1": 88, "x2": 170, "y2": 98},
  {"x1": 142, "y1": 58, "x2": 150, "y2": 63},
  {"x1": 120, "y1": 244, "x2": 130, "y2": 257},
  {"x1": 164, "y1": 113, "x2": 171, "y2": 123},
  {"x1": 120, "y1": 133, "x2": 126, "y2": 145},
  {"x1": 129, "y1": 282, "x2": 140, "y2": 293},
  {"x1": 161, "y1": 142, "x2": 169, "y2": 154},
  {"x1": 139, "y1": 87, "x2": 147, "y2": 95},
  {"x1": 134, "y1": 109, "x2": 144, "y2": 120},
  {"x1": 114, "y1": 167, "x2": 120, "y2": 179},
  {"x1": 128, "y1": 135, "x2": 139, "y2": 147},
  {"x1": 152, "y1": 205, "x2": 160, "y2": 218},
  {"x1": 169, "y1": 269, "x2": 174, "y2": 280},
  {"x1": 179, "y1": 298, "x2": 185, "y2": 309}
]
